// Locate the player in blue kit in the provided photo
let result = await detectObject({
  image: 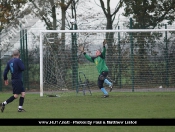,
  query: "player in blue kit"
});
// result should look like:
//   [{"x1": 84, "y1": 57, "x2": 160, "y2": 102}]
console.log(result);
[{"x1": 0, "y1": 50, "x2": 26, "y2": 112}]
